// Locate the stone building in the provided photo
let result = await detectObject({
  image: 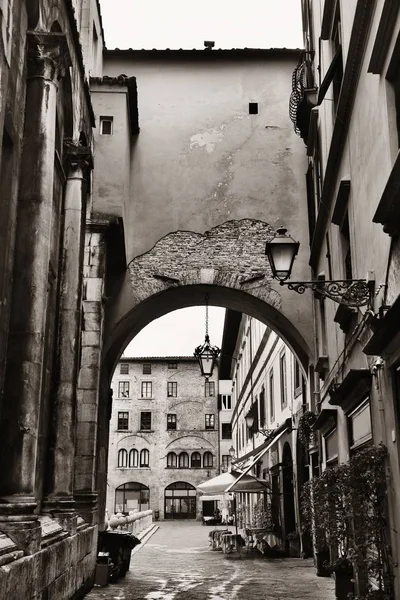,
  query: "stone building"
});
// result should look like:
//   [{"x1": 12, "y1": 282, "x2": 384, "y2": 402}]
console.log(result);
[
  {"x1": 220, "y1": 311, "x2": 306, "y2": 553},
  {"x1": 0, "y1": 0, "x2": 106, "y2": 598},
  {"x1": 107, "y1": 357, "x2": 219, "y2": 521},
  {"x1": 288, "y1": 0, "x2": 400, "y2": 596}
]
